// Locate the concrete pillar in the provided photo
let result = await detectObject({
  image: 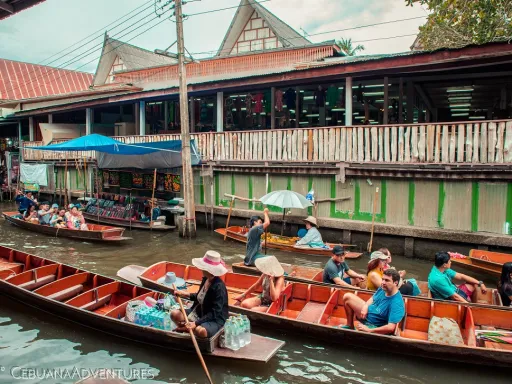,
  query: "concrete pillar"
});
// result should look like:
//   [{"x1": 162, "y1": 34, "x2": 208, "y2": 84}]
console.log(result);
[
  {"x1": 85, "y1": 108, "x2": 93, "y2": 135},
  {"x1": 345, "y1": 77, "x2": 353, "y2": 126},
  {"x1": 216, "y1": 92, "x2": 223, "y2": 132},
  {"x1": 29, "y1": 117, "x2": 34, "y2": 141},
  {"x1": 139, "y1": 100, "x2": 146, "y2": 136},
  {"x1": 406, "y1": 81, "x2": 414, "y2": 123},
  {"x1": 270, "y1": 87, "x2": 276, "y2": 129},
  {"x1": 383, "y1": 77, "x2": 389, "y2": 124},
  {"x1": 48, "y1": 114, "x2": 53, "y2": 124},
  {"x1": 18, "y1": 120, "x2": 23, "y2": 162},
  {"x1": 404, "y1": 237, "x2": 414, "y2": 258},
  {"x1": 134, "y1": 102, "x2": 140, "y2": 134}
]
